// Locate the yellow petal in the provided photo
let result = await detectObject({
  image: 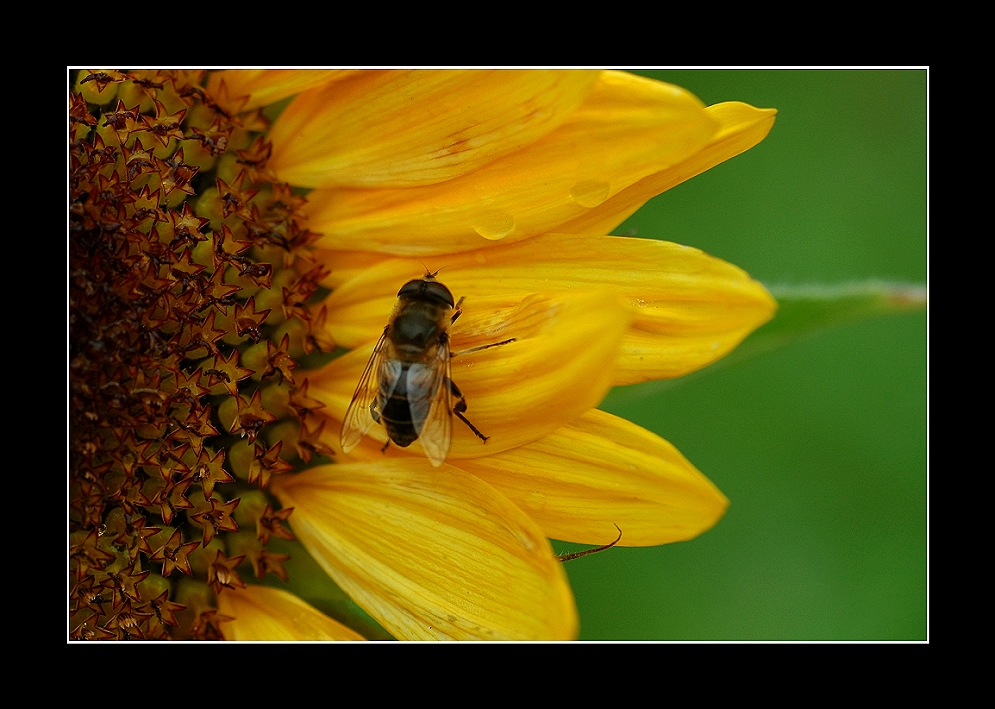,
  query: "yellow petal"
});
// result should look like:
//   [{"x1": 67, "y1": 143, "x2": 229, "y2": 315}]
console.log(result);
[
  {"x1": 313, "y1": 248, "x2": 390, "y2": 290},
  {"x1": 217, "y1": 584, "x2": 365, "y2": 641},
  {"x1": 317, "y1": 233, "x2": 775, "y2": 384},
  {"x1": 271, "y1": 461, "x2": 578, "y2": 640},
  {"x1": 206, "y1": 70, "x2": 348, "y2": 112},
  {"x1": 269, "y1": 69, "x2": 600, "y2": 188},
  {"x1": 559, "y1": 101, "x2": 778, "y2": 235},
  {"x1": 303, "y1": 71, "x2": 719, "y2": 254},
  {"x1": 457, "y1": 409, "x2": 728, "y2": 546},
  {"x1": 310, "y1": 289, "x2": 633, "y2": 460}
]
